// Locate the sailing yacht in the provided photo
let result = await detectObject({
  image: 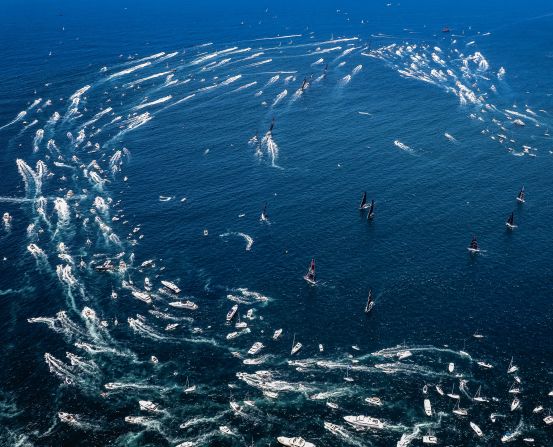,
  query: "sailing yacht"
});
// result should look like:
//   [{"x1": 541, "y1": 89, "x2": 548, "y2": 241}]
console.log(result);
[
  {"x1": 260, "y1": 203, "x2": 269, "y2": 222},
  {"x1": 473, "y1": 385, "x2": 489, "y2": 403},
  {"x1": 303, "y1": 258, "x2": 316, "y2": 285},
  {"x1": 291, "y1": 334, "x2": 302, "y2": 355},
  {"x1": 467, "y1": 236, "x2": 480, "y2": 253},
  {"x1": 367, "y1": 199, "x2": 375, "y2": 220},
  {"x1": 453, "y1": 400, "x2": 468, "y2": 416},
  {"x1": 344, "y1": 415, "x2": 384, "y2": 429},
  {"x1": 359, "y1": 192, "x2": 368, "y2": 210},
  {"x1": 343, "y1": 365, "x2": 354, "y2": 382},
  {"x1": 506, "y1": 212, "x2": 517, "y2": 229},
  {"x1": 235, "y1": 314, "x2": 247, "y2": 329},
  {"x1": 365, "y1": 289, "x2": 374, "y2": 313},
  {"x1": 507, "y1": 357, "x2": 519, "y2": 374},
  {"x1": 184, "y1": 377, "x2": 196, "y2": 393},
  {"x1": 516, "y1": 186, "x2": 525, "y2": 203},
  {"x1": 508, "y1": 381, "x2": 521, "y2": 394},
  {"x1": 447, "y1": 383, "x2": 460, "y2": 399}
]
